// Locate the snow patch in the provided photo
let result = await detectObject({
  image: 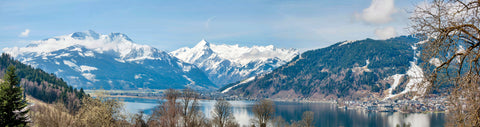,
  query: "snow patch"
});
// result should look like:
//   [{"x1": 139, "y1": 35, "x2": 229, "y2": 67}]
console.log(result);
[
  {"x1": 63, "y1": 60, "x2": 78, "y2": 69},
  {"x1": 383, "y1": 74, "x2": 405, "y2": 100},
  {"x1": 417, "y1": 40, "x2": 428, "y2": 44},
  {"x1": 352, "y1": 60, "x2": 372, "y2": 73},
  {"x1": 115, "y1": 58, "x2": 125, "y2": 63},
  {"x1": 339, "y1": 40, "x2": 357, "y2": 46},
  {"x1": 401, "y1": 62, "x2": 426, "y2": 96},
  {"x1": 182, "y1": 75, "x2": 195, "y2": 85},
  {"x1": 385, "y1": 62, "x2": 427, "y2": 100},
  {"x1": 70, "y1": 47, "x2": 83, "y2": 52},
  {"x1": 54, "y1": 53, "x2": 71, "y2": 58},
  {"x1": 84, "y1": 51, "x2": 95, "y2": 57},
  {"x1": 134, "y1": 74, "x2": 144, "y2": 79},
  {"x1": 125, "y1": 56, "x2": 160, "y2": 62},
  {"x1": 183, "y1": 66, "x2": 192, "y2": 72},
  {"x1": 63, "y1": 60, "x2": 97, "y2": 73},
  {"x1": 221, "y1": 76, "x2": 255, "y2": 93}
]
